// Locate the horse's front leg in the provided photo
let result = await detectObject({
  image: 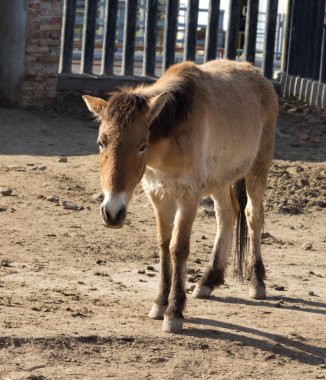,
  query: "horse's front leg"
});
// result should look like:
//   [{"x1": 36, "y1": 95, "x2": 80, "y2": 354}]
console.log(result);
[
  {"x1": 148, "y1": 195, "x2": 176, "y2": 320},
  {"x1": 163, "y1": 196, "x2": 199, "y2": 333}
]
